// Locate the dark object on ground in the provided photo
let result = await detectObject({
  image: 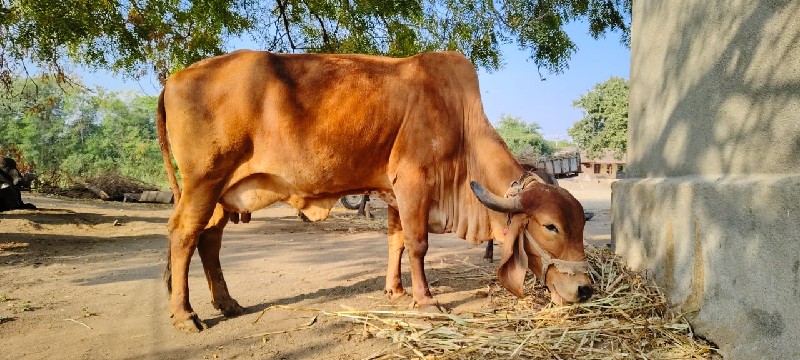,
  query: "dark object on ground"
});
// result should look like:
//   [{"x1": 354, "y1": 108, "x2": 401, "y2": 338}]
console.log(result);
[
  {"x1": 584, "y1": 211, "x2": 595, "y2": 221},
  {"x1": 0, "y1": 184, "x2": 36, "y2": 211},
  {"x1": 0, "y1": 157, "x2": 24, "y2": 186},
  {"x1": 0, "y1": 157, "x2": 36, "y2": 211}
]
